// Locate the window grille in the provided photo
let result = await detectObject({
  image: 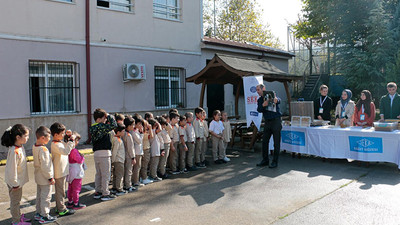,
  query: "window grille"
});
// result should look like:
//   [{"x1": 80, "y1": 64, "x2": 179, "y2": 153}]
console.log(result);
[
  {"x1": 153, "y1": 0, "x2": 180, "y2": 20},
  {"x1": 29, "y1": 61, "x2": 81, "y2": 115},
  {"x1": 155, "y1": 67, "x2": 186, "y2": 109}
]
